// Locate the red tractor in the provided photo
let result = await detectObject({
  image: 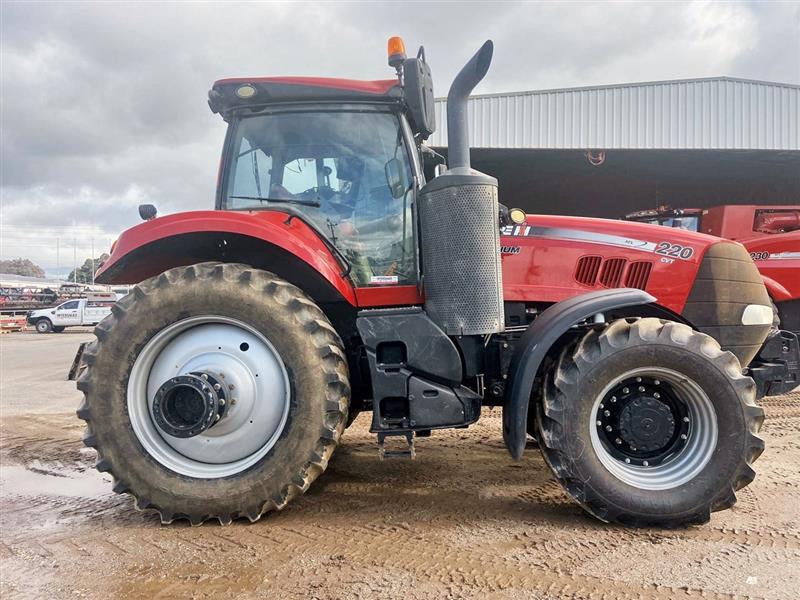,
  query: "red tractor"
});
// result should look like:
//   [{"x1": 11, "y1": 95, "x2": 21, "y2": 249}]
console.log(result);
[
  {"x1": 78, "y1": 38, "x2": 791, "y2": 528},
  {"x1": 624, "y1": 204, "x2": 800, "y2": 352}
]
